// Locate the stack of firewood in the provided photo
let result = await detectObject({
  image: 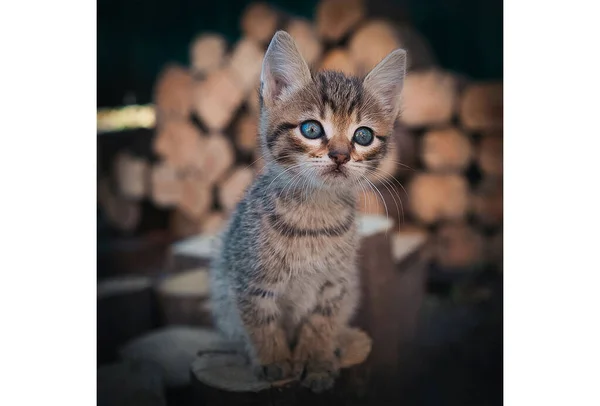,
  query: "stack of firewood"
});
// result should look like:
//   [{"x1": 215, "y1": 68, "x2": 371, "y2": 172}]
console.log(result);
[{"x1": 98, "y1": 0, "x2": 502, "y2": 273}]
